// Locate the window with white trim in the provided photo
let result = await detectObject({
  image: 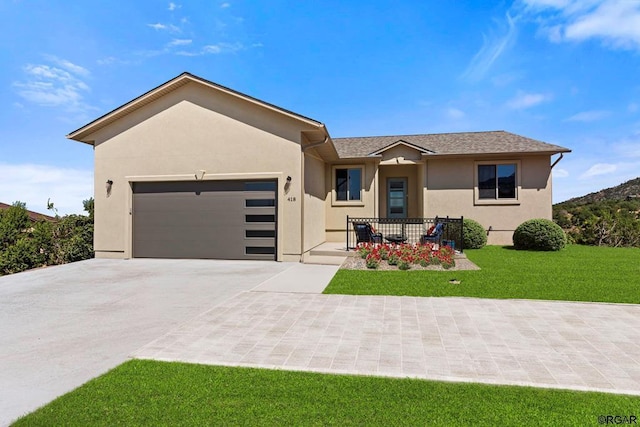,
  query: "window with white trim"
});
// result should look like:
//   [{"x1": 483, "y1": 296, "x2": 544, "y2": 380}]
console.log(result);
[
  {"x1": 478, "y1": 163, "x2": 517, "y2": 200},
  {"x1": 335, "y1": 167, "x2": 362, "y2": 201}
]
